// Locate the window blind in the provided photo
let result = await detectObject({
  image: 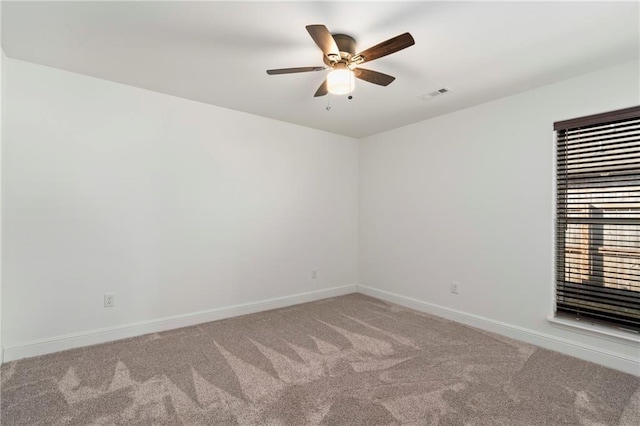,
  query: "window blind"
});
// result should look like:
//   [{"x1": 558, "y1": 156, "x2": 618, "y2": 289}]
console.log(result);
[{"x1": 555, "y1": 106, "x2": 640, "y2": 332}]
